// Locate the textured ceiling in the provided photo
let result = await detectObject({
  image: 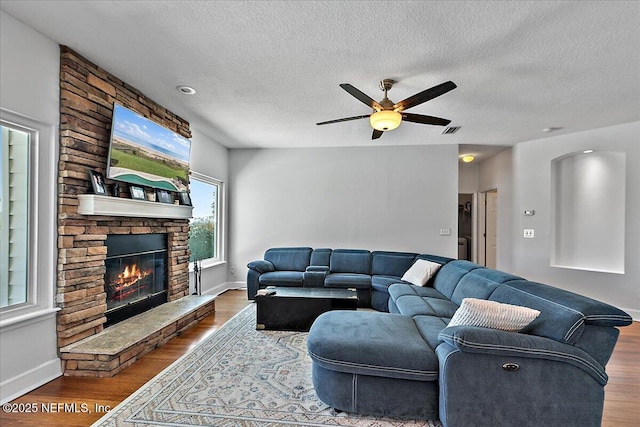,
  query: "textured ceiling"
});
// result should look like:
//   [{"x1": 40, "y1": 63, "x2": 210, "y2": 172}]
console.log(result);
[{"x1": 1, "y1": 1, "x2": 639, "y2": 152}]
